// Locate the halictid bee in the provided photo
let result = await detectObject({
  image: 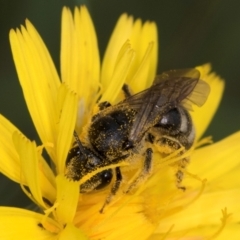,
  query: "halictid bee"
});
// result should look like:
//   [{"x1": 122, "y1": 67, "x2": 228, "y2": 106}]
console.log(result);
[{"x1": 65, "y1": 68, "x2": 210, "y2": 212}]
